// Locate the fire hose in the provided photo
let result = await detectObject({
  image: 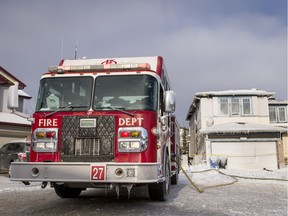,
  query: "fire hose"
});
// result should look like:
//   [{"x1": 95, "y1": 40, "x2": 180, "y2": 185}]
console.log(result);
[{"x1": 177, "y1": 161, "x2": 288, "y2": 193}]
